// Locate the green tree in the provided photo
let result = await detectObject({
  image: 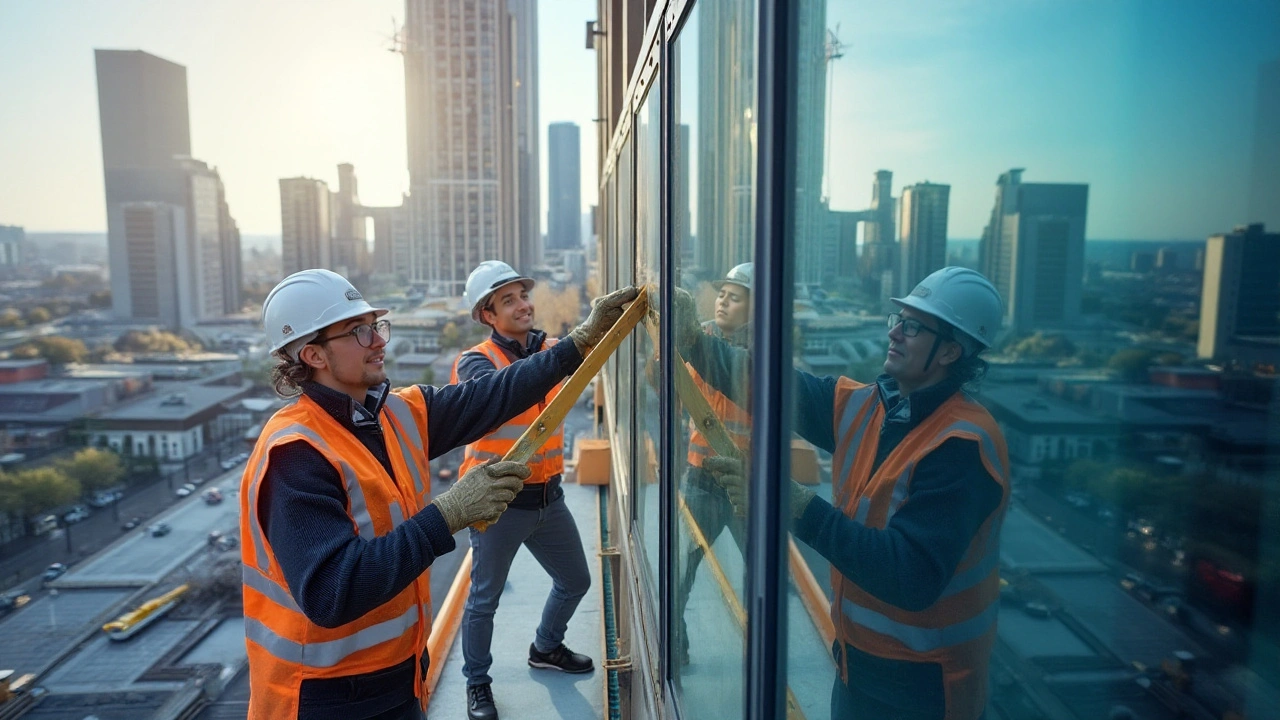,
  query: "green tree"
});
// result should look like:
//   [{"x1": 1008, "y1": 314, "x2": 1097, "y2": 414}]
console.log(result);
[
  {"x1": 1107, "y1": 348, "x2": 1156, "y2": 381},
  {"x1": 1010, "y1": 332, "x2": 1077, "y2": 360},
  {"x1": 16, "y1": 337, "x2": 88, "y2": 365},
  {"x1": 0, "y1": 308, "x2": 24, "y2": 328},
  {"x1": 114, "y1": 329, "x2": 199, "y2": 353},
  {"x1": 440, "y1": 322, "x2": 461, "y2": 350},
  {"x1": 1064, "y1": 458, "x2": 1107, "y2": 493},
  {"x1": 1, "y1": 467, "x2": 80, "y2": 518},
  {"x1": 58, "y1": 448, "x2": 125, "y2": 494}
]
